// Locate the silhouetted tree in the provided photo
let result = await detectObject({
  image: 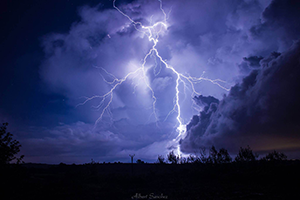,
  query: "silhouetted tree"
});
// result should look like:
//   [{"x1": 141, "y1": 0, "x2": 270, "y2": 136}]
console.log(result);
[
  {"x1": 167, "y1": 151, "x2": 179, "y2": 164},
  {"x1": 199, "y1": 147, "x2": 208, "y2": 163},
  {"x1": 156, "y1": 155, "x2": 165, "y2": 164},
  {"x1": 136, "y1": 159, "x2": 144, "y2": 164},
  {"x1": 0, "y1": 123, "x2": 24, "y2": 164},
  {"x1": 217, "y1": 148, "x2": 232, "y2": 163},
  {"x1": 91, "y1": 159, "x2": 96, "y2": 164},
  {"x1": 207, "y1": 146, "x2": 232, "y2": 164},
  {"x1": 179, "y1": 156, "x2": 188, "y2": 164},
  {"x1": 187, "y1": 154, "x2": 197, "y2": 163},
  {"x1": 182, "y1": 146, "x2": 232, "y2": 164},
  {"x1": 262, "y1": 150, "x2": 287, "y2": 161},
  {"x1": 59, "y1": 162, "x2": 67, "y2": 166},
  {"x1": 235, "y1": 145, "x2": 258, "y2": 162},
  {"x1": 208, "y1": 146, "x2": 218, "y2": 163}
]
